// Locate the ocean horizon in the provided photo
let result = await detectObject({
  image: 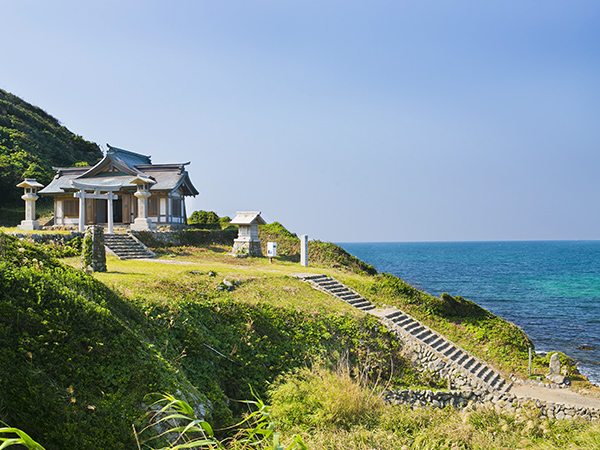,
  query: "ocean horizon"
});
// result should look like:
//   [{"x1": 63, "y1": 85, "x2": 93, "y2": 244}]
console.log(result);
[{"x1": 338, "y1": 240, "x2": 600, "y2": 386}]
